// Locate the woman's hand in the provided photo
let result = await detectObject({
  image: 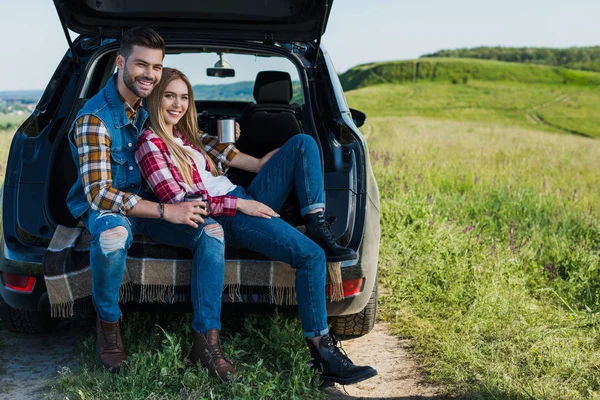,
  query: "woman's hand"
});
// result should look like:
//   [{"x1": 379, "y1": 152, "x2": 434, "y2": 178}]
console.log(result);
[
  {"x1": 163, "y1": 200, "x2": 208, "y2": 228},
  {"x1": 236, "y1": 198, "x2": 280, "y2": 219},
  {"x1": 257, "y1": 148, "x2": 280, "y2": 172}
]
